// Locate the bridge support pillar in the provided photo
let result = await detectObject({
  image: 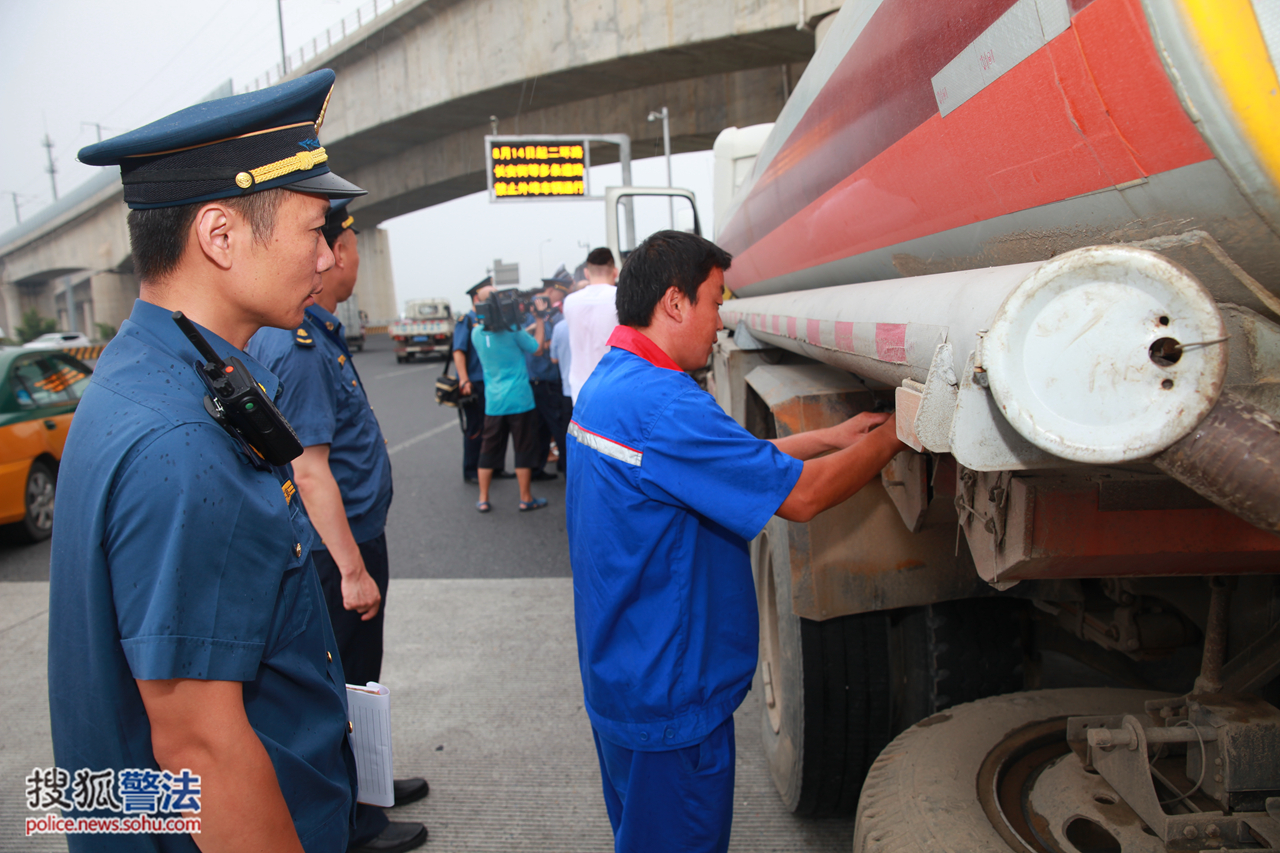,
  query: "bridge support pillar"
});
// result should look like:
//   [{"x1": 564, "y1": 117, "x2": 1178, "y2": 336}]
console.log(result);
[
  {"x1": 353, "y1": 227, "x2": 397, "y2": 326},
  {"x1": 1, "y1": 284, "x2": 20, "y2": 342},
  {"x1": 89, "y1": 271, "x2": 140, "y2": 339}
]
